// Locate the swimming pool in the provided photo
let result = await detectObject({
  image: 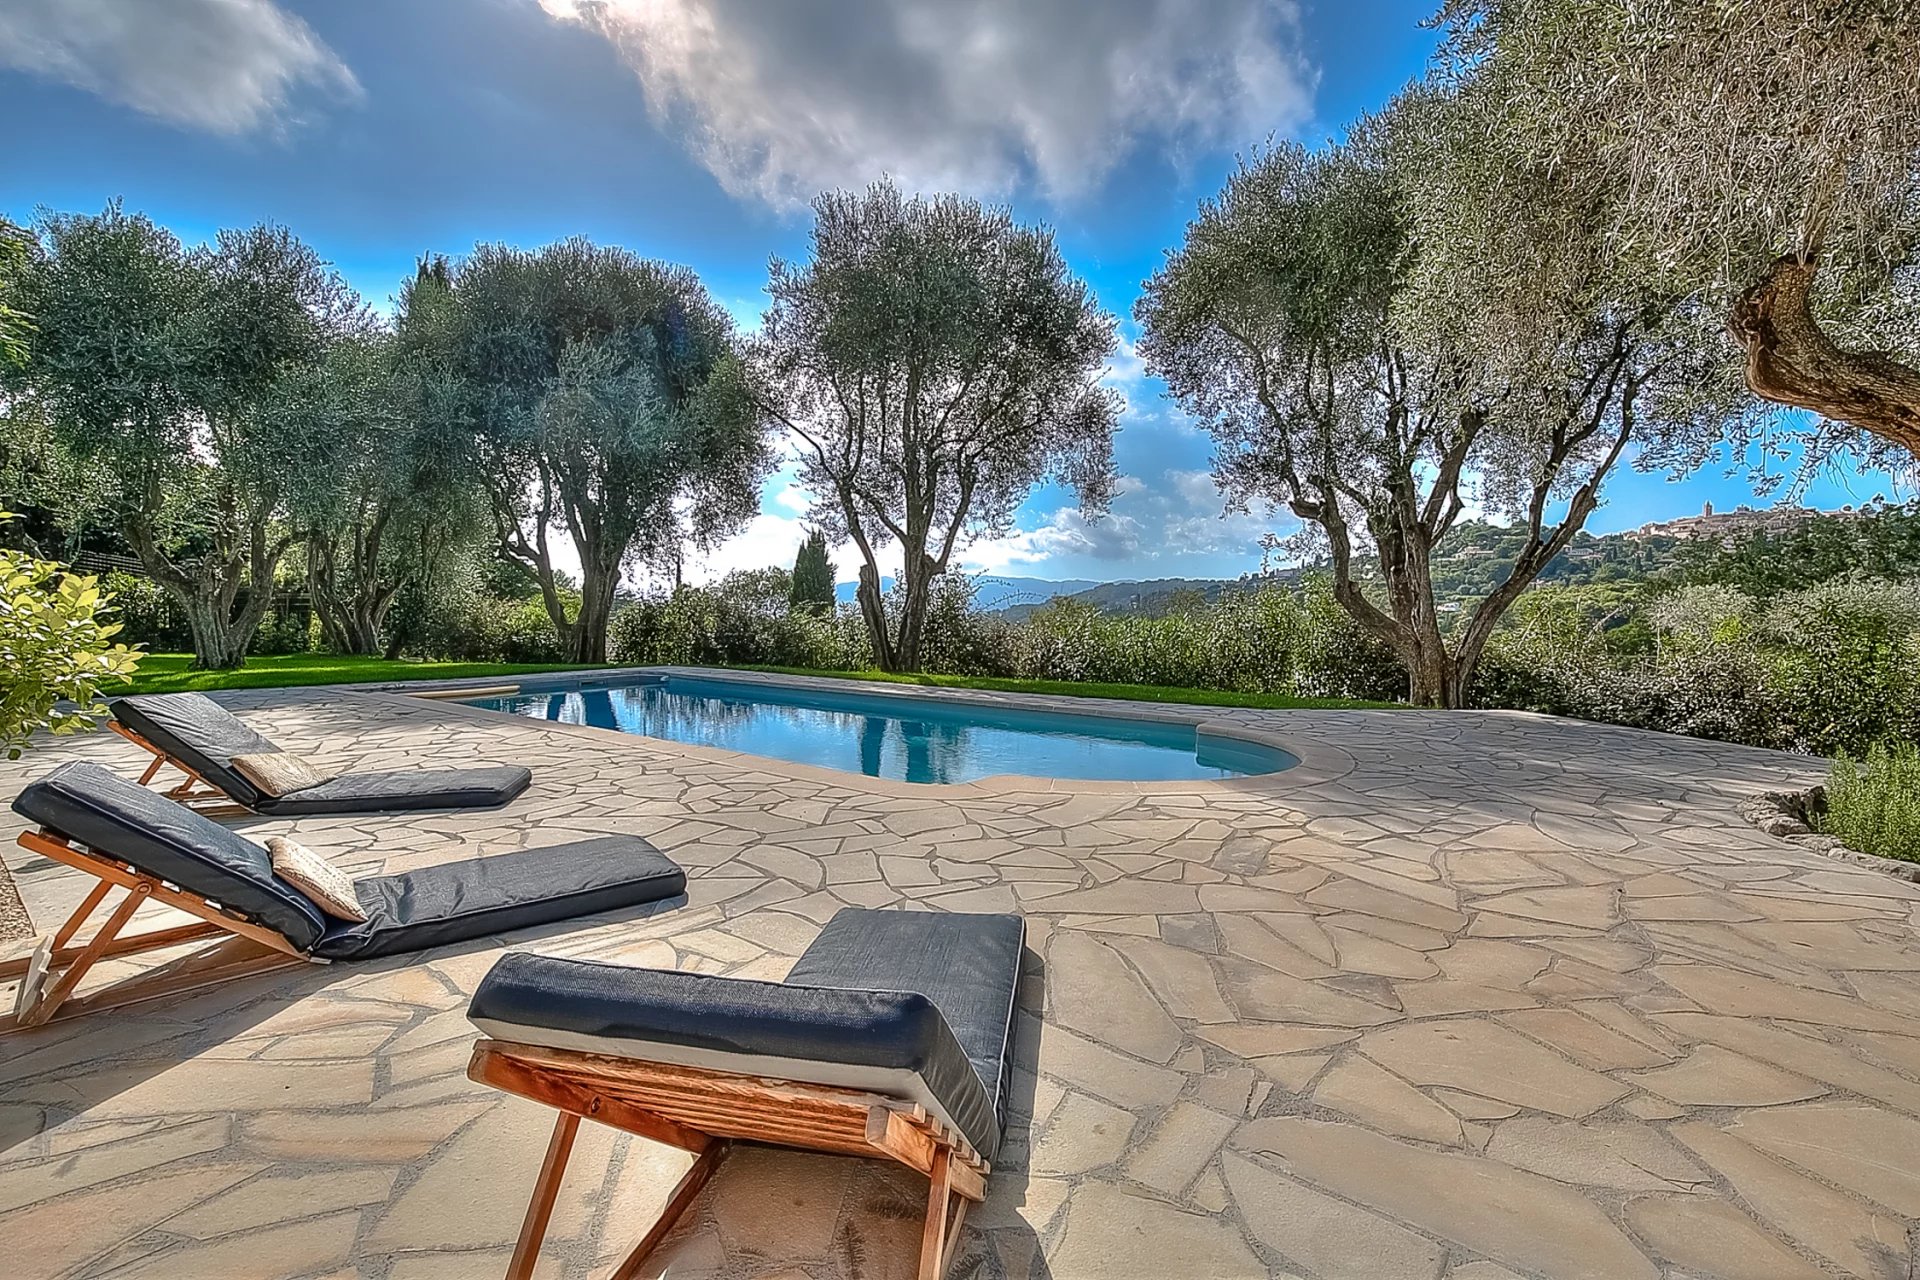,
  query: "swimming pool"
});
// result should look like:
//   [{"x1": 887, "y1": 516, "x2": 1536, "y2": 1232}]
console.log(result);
[{"x1": 461, "y1": 674, "x2": 1297, "y2": 785}]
